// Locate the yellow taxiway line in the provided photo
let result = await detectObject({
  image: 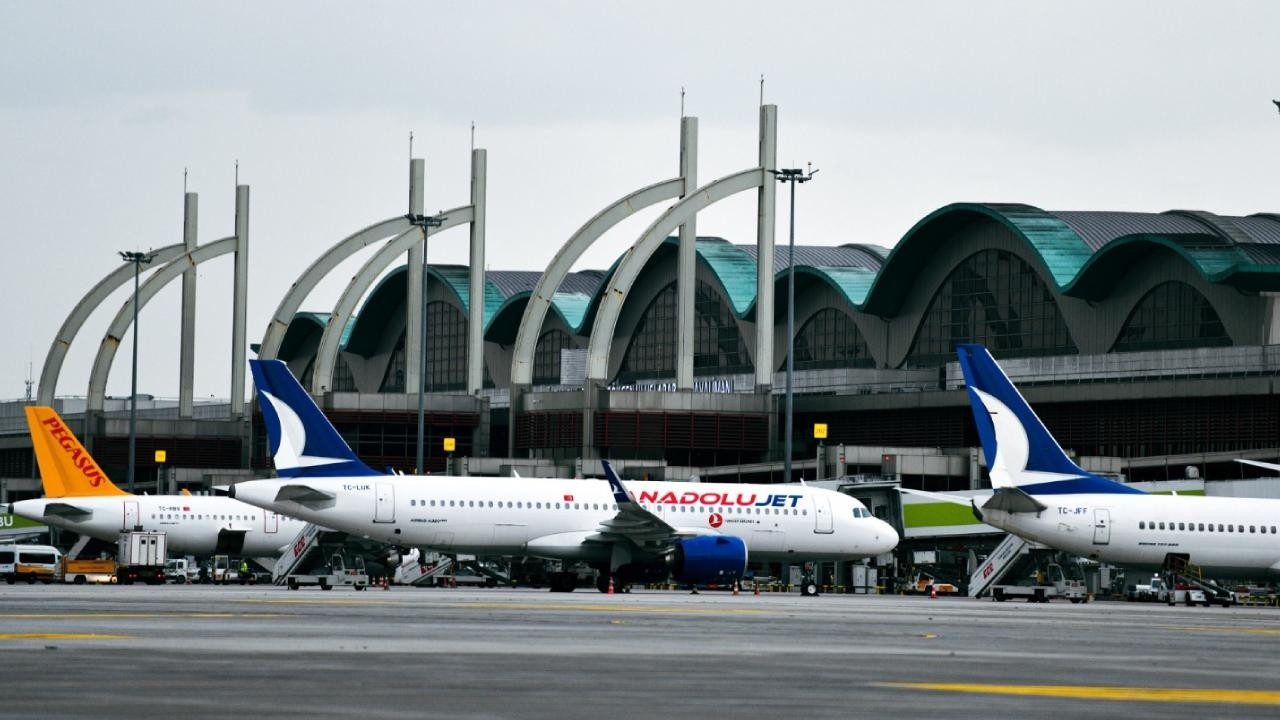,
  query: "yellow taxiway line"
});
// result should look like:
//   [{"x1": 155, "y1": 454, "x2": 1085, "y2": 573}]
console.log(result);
[
  {"x1": 234, "y1": 598, "x2": 765, "y2": 614},
  {"x1": 0, "y1": 633, "x2": 132, "y2": 641},
  {"x1": 875, "y1": 682, "x2": 1280, "y2": 706},
  {"x1": 0, "y1": 612, "x2": 286, "y2": 619},
  {"x1": 1159, "y1": 625, "x2": 1280, "y2": 636}
]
